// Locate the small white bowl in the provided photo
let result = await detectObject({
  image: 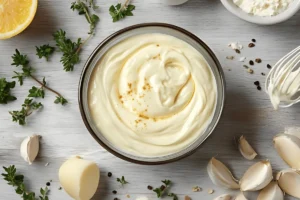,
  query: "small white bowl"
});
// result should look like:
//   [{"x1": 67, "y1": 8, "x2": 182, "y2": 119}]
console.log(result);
[{"x1": 220, "y1": 0, "x2": 300, "y2": 25}]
